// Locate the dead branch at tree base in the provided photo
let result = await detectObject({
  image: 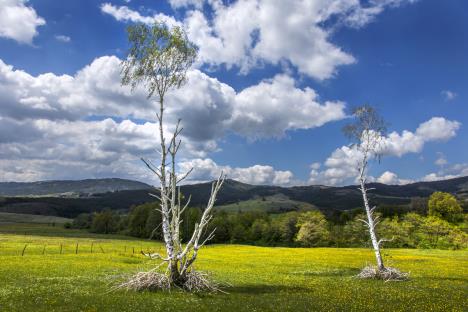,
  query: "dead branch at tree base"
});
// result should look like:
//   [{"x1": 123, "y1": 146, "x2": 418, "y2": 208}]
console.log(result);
[
  {"x1": 114, "y1": 270, "x2": 226, "y2": 293},
  {"x1": 356, "y1": 265, "x2": 409, "y2": 281}
]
